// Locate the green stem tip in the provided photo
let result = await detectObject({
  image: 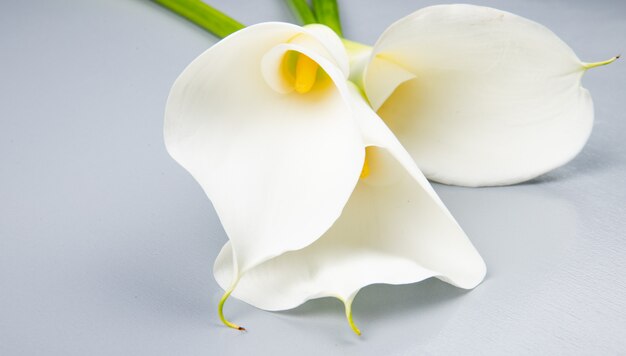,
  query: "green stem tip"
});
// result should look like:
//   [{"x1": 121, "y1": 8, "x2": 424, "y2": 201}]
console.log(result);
[
  {"x1": 152, "y1": 0, "x2": 244, "y2": 39},
  {"x1": 218, "y1": 288, "x2": 246, "y2": 331},
  {"x1": 344, "y1": 298, "x2": 361, "y2": 336},
  {"x1": 285, "y1": 0, "x2": 317, "y2": 25},
  {"x1": 312, "y1": 0, "x2": 343, "y2": 36},
  {"x1": 583, "y1": 55, "x2": 620, "y2": 70}
]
